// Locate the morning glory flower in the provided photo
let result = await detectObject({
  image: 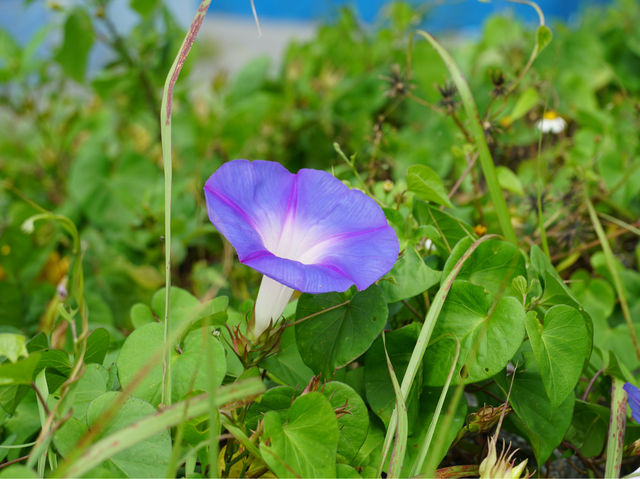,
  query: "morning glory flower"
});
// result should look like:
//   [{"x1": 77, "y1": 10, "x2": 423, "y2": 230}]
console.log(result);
[
  {"x1": 624, "y1": 382, "x2": 640, "y2": 424},
  {"x1": 204, "y1": 160, "x2": 399, "y2": 337}
]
